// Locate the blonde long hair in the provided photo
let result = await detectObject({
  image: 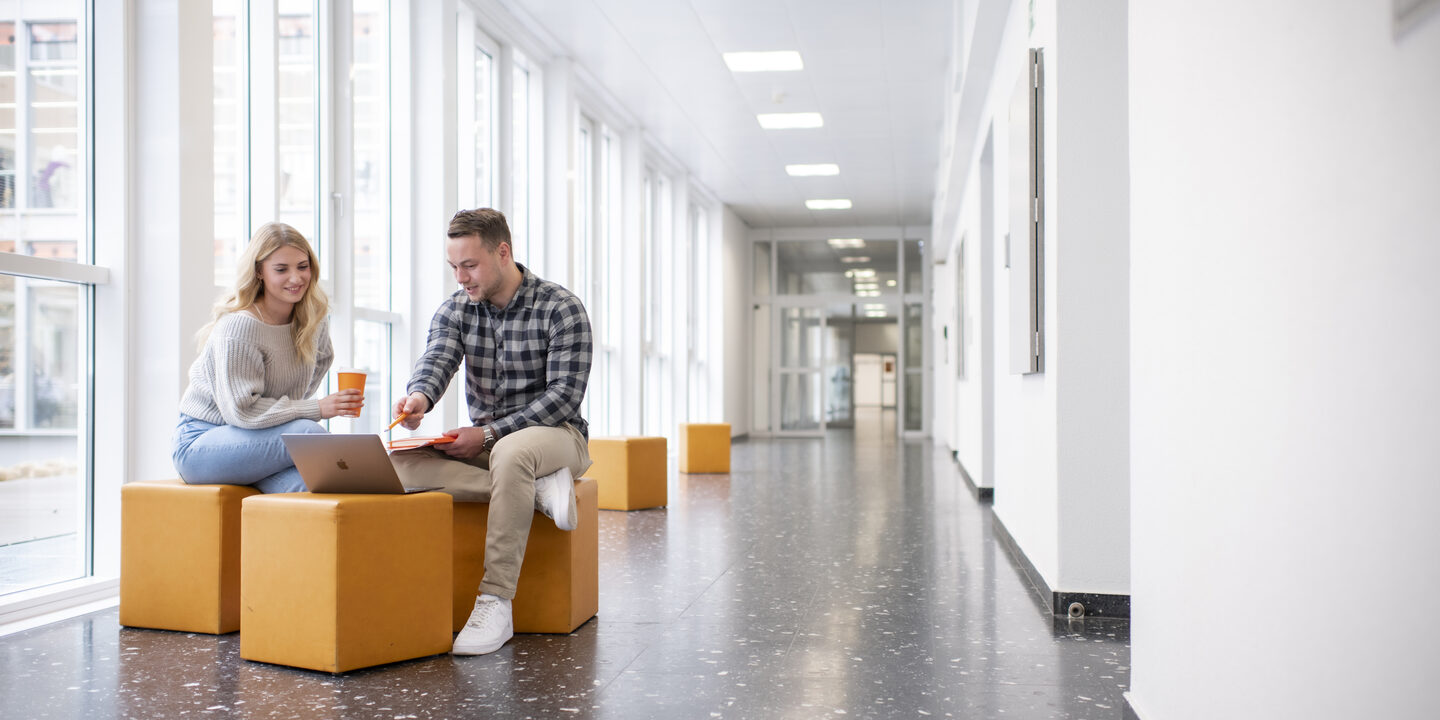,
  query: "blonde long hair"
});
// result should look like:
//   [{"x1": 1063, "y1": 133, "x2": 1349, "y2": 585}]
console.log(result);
[{"x1": 196, "y1": 222, "x2": 330, "y2": 366}]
